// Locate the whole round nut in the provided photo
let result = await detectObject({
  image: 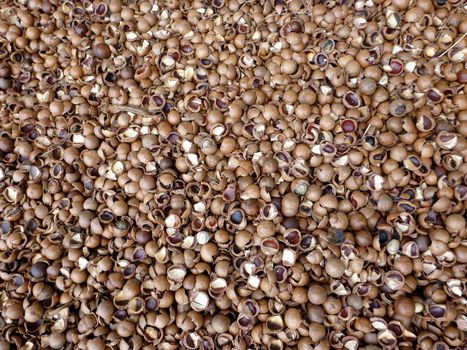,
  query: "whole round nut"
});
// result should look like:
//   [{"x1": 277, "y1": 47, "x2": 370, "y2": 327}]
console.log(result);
[
  {"x1": 93, "y1": 43, "x2": 111, "y2": 59},
  {"x1": 325, "y1": 257, "x2": 345, "y2": 278},
  {"x1": 281, "y1": 193, "x2": 300, "y2": 217}
]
